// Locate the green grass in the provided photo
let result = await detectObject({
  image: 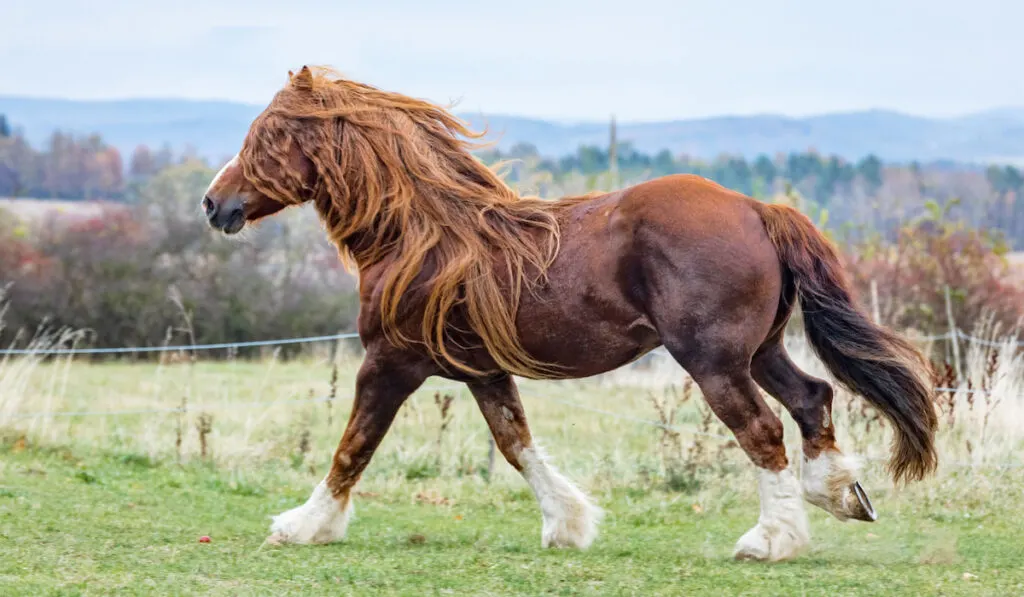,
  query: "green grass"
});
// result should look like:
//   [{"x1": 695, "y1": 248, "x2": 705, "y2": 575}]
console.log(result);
[
  {"x1": 2, "y1": 352, "x2": 1024, "y2": 595},
  {"x1": 2, "y1": 446, "x2": 1023, "y2": 596}
]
